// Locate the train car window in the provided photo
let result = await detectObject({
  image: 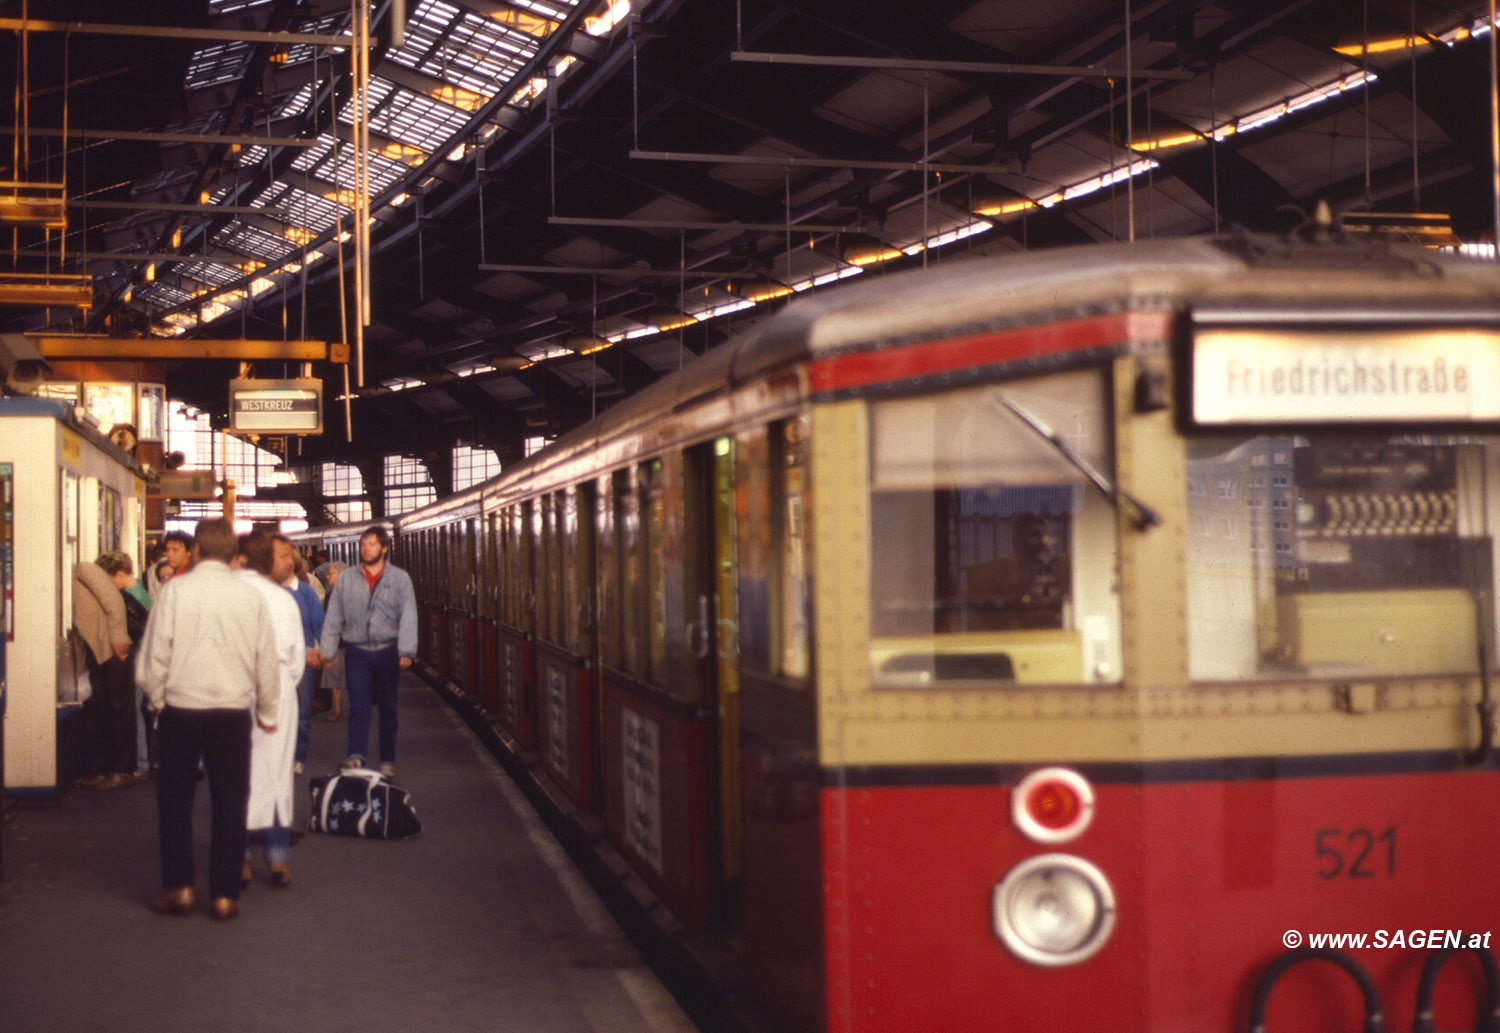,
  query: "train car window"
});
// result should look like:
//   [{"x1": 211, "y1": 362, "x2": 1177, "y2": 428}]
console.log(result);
[
  {"x1": 777, "y1": 419, "x2": 811, "y2": 681},
  {"x1": 735, "y1": 427, "x2": 773, "y2": 674},
  {"x1": 643, "y1": 459, "x2": 667, "y2": 682},
  {"x1": 867, "y1": 368, "x2": 1121, "y2": 686},
  {"x1": 468, "y1": 517, "x2": 480, "y2": 612},
  {"x1": 506, "y1": 504, "x2": 523, "y2": 629},
  {"x1": 486, "y1": 513, "x2": 500, "y2": 621},
  {"x1": 522, "y1": 500, "x2": 538, "y2": 636},
  {"x1": 735, "y1": 420, "x2": 812, "y2": 684},
  {"x1": 620, "y1": 468, "x2": 645, "y2": 676},
  {"x1": 597, "y1": 474, "x2": 622, "y2": 669},
  {"x1": 561, "y1": 487, "x2": 583, "y2": 655},
  {"x1": 543, "y1": 494, "x2": 561, "y2": 641},
  {"x1": 1186, "y1": 436, "x2": 1500, "y2": 680}
]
